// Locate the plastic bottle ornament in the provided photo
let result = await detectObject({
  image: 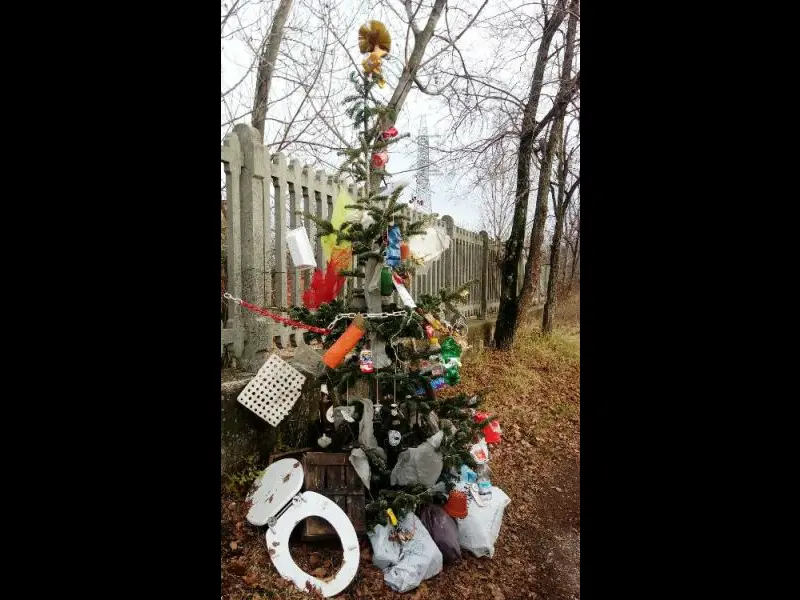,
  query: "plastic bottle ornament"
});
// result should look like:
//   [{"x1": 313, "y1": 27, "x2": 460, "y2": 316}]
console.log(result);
[
  {"x1": 476, "y1": 463, "x2": 493, "y2": 499},
  {"x1": 387, "y1": 429, "x2": 402, "y2": 447},
  {"x1": 322, "y1": 315, "x2": 367, "y2": 368},
  {"x1": 359, "y1": 349, "x2": 375, "y2": 373},
  {"x1": 380, "y1": 267, "x2": 394, "y2": 296},
  {"x1": 400, "y1": 241, "x2": 410, "y2": 260},
  {"x1": 444, "y1": 489, "x2": 469, "y2": 519},
  {"x1": 371, "y1": 151, "x2": 389, "y2": 169},
  {"x1": 385, "y1": 226, "x2": 402, "y2": 267}
]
